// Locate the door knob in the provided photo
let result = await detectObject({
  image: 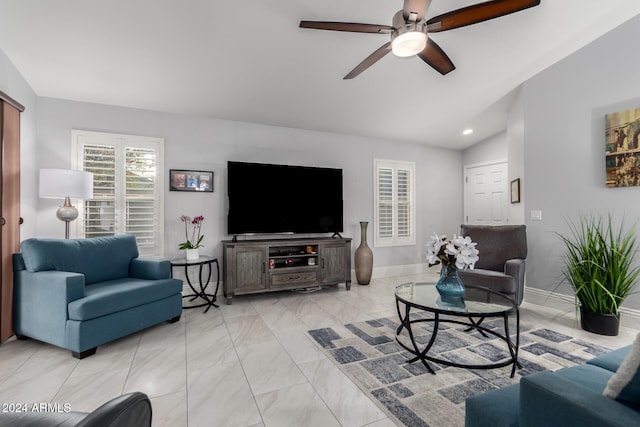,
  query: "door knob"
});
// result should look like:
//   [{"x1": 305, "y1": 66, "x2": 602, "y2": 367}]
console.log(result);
[{"x1": 1, "y1": 217, "x2": 5, "y2": 226}]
